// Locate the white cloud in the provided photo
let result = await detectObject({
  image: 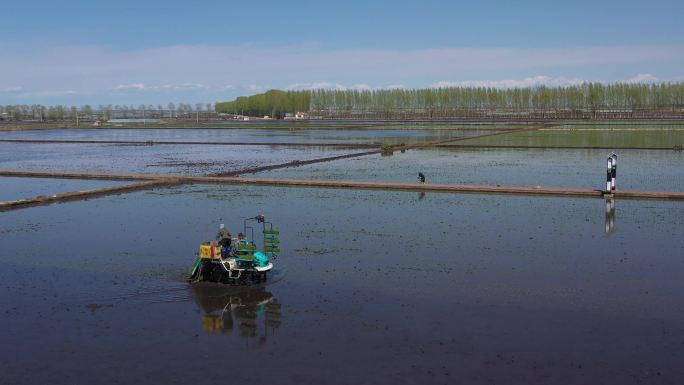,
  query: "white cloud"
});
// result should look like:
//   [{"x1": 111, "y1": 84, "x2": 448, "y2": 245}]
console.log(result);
[
  {"x1": 0, "y1": 86, "x2": 23, "y2": 93},
  {"x1": 17, "y1": 90, "x2": 78, "y2": 97},
  {"x1": 161, "y1": 83, "x2": 209, "y2": 90},
  {"x1": 286, "y1": 82, "x2": 390, "y2": 91},
  {"x1": 431, "y1": 74, "x2": 684, "y2": 89},
  {"x1": 287, "y1": 82, "x2": 347, "y2": 90},
  {"x1": 350, "y1": 83, "x2": 371, "y2": 90},
  {"x1": 2, "y1": 86, "x2": 80, "y2": 99},
  {"x1": 433, "y1": 76, "x2": 590, "y2": 89},
  {"x1": 112, "y1": 83, "x2": 209, "y2": 91},
  {"x1": 36, "y1": 90, "x2": 77, "y2": 96},
  {"x1": 624, "y1": 73, "x2": 659, "y2": 83},
  {"x1": 113, "y1": 83, "x2": 146, "y2": 90}
]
